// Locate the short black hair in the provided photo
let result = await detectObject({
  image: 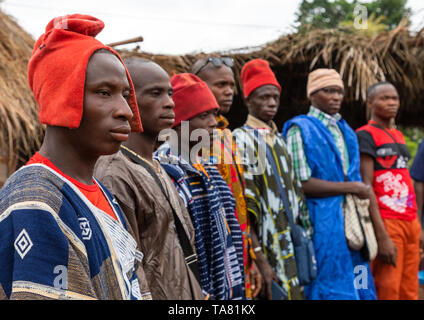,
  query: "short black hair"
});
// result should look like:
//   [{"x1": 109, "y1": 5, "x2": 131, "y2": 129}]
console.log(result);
[{"x1": 366, "y1": 81, "x2": 395, "y2": 100}]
